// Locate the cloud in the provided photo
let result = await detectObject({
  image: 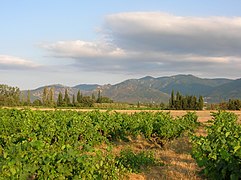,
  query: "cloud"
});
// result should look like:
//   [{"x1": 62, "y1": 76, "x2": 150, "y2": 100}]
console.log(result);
[
  {"x1": 43, "y1": 40, "x2": 126, "y2": 59},
  {"x1": 105, "y1": 12, "x2": 241, "y2": 56},
  {"x1": 0, "y1": 55, "x2": 40, "y2": 70},
  {"x1": 42, "y1": 12, "x2": 241, "y2": 78}
]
